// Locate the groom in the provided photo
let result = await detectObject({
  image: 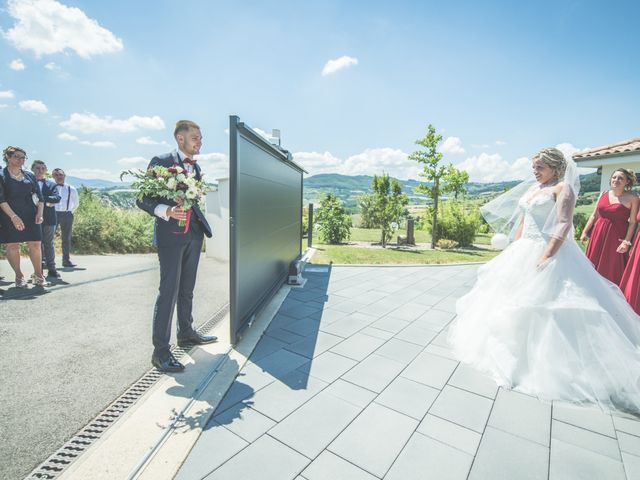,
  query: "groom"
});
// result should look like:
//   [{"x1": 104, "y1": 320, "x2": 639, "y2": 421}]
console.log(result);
[{"x1": 137, "y1": 119, "x2": 216, "y2": 373}]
